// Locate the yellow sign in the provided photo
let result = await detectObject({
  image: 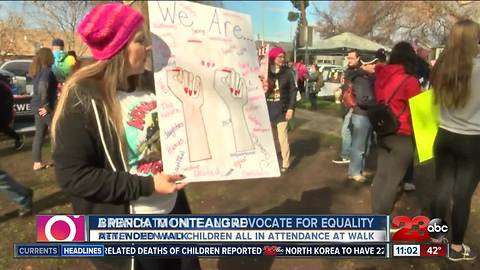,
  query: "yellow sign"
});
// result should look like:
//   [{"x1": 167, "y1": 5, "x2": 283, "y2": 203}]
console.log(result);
[{"x1": 409, "y1": 90, "x2": 439, "y2": 162}]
